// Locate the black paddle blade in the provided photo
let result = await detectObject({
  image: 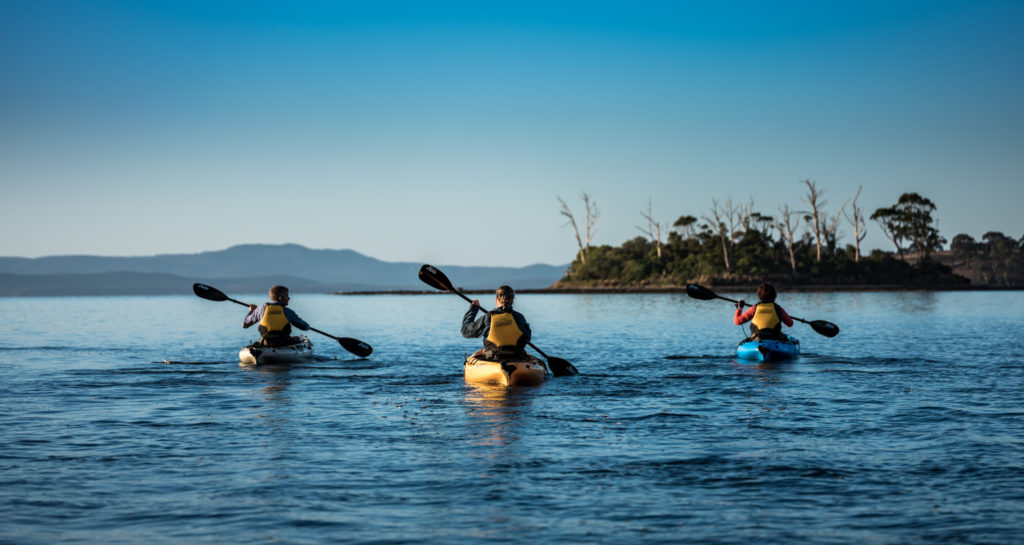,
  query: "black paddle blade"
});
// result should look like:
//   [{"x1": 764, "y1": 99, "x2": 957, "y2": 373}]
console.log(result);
[
  {"x1": 339, "y1": 337, "x2": 373, "y2": 358},
  {"x1": 419, "y1": 264, "x2": 455, "y2": 292},
  {"x1": 193, "y1": 283, "x2": 228, "y2": 302},
  {"x1": 685, "y1": 284, "x2": 716, "y2": 301},
  {"x1": 810, "y1": 320, "x2": 840, "y2": 338},
  {"x1": 547, "y1": 356, "x2": 579, "y2": 377}
]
